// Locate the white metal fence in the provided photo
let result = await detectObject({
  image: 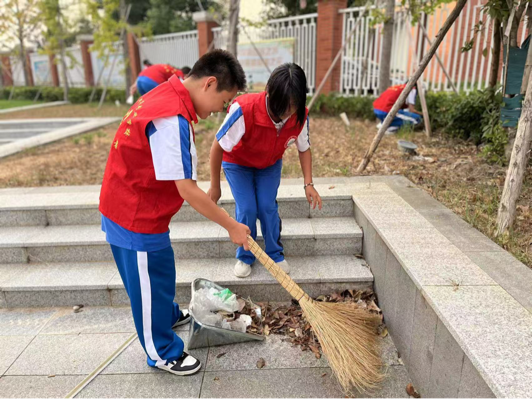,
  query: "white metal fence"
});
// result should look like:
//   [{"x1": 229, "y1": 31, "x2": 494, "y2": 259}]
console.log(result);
[
  {"x1": 212, "y1": 13, "x2": 318, "y2": 93},
  {"x1": 9, "y1": 56, "x2": 26, "y2": 86},
  {"x1": 339, "y1": 0, "x2": 527, "y2": 96},
  {"x1": 139, "y1": 30, "x2": 199, "y2": 69},
  {"x1": 58, "y1": 47, "x2": 86, "y2": 88}
]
